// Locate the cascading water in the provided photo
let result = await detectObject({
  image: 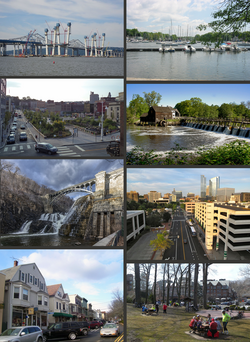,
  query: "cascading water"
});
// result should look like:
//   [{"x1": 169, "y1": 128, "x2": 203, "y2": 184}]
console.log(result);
[{"x1": 13, "y1": 221, "x2": 33, "y2": 234}]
